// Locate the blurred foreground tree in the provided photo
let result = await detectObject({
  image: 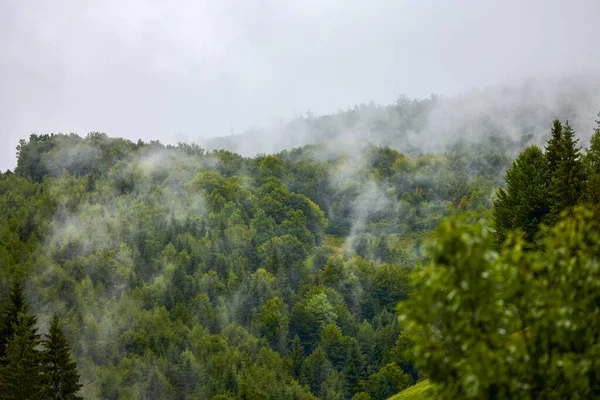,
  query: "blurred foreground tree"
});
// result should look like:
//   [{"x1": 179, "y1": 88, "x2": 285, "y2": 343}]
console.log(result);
[{"x1": 399, "y1": 206, "x2": 600, "y2": 399}]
